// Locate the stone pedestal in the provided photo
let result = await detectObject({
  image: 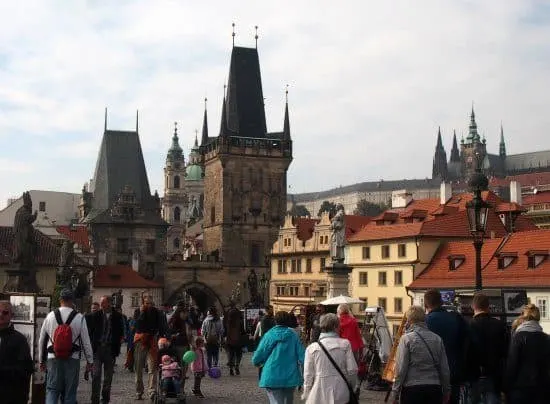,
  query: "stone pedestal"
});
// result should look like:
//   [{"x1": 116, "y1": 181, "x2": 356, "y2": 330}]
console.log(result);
[
  {"x1": 2, "y1": 269, "x2": 40, "y2": 293},
  {"x1": 325, "y1": 262, "x2": 352, "y2": 298}
]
